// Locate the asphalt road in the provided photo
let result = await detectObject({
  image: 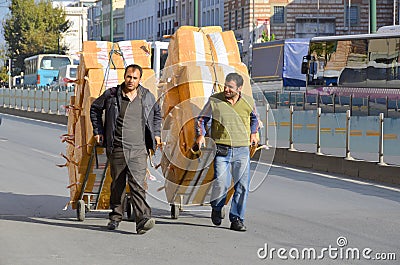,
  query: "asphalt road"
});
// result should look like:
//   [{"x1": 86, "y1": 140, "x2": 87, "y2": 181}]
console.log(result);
[{"x1": 0, "y1": 114, "x2": 399, "y2": 265}]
